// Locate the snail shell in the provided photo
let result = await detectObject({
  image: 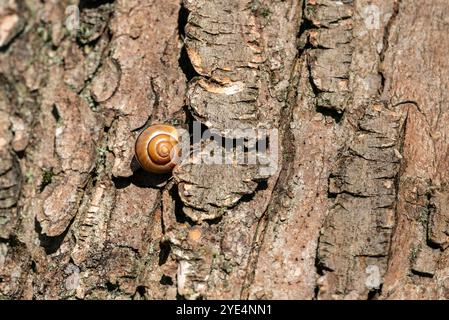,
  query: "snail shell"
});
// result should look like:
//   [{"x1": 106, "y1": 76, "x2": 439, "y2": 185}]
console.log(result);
[{"x1": 135, "y1": 124, "x2": 179, "y2": 174}]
